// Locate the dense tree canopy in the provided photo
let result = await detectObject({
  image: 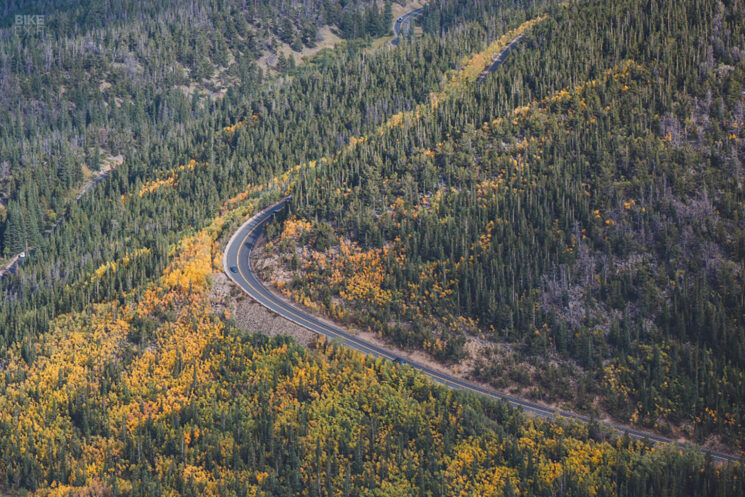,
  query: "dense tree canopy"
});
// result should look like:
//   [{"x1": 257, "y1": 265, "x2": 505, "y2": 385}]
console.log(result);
[
  {"x1": 0, "y1": 0, "x2": 742, "y2": 494},
  {"x1": 266, "y1": 0, "x2": 745, "y2": 451},
  {"x1": 0, "y1": 0, "x2": 400, "y2": 258}
]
